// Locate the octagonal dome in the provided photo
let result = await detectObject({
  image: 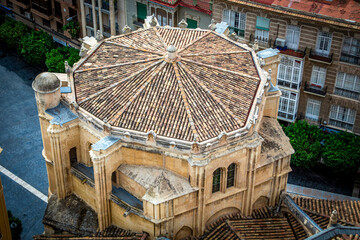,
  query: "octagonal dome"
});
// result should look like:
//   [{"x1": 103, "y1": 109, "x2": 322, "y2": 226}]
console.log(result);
[
  {"x1": 73, "y1": 27, "x2": 262, "y2": 143},
  {"x1": 33, "y1": 72, "x2": 61, "y2": 93}
]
